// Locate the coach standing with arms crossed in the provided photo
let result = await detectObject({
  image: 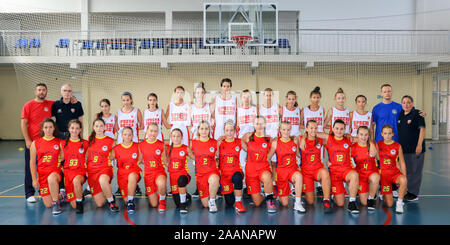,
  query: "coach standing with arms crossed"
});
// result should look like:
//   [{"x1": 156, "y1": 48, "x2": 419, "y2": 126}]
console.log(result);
[
  {"x1": 21, "y1": 83, "x2": 54, "y2": 203},
  {"x1": 398, "y1": 95, "x2": 426, "y2": 202},
  {"x1": 51, "y1": 84, "x2": 84, "y2": 198}
]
